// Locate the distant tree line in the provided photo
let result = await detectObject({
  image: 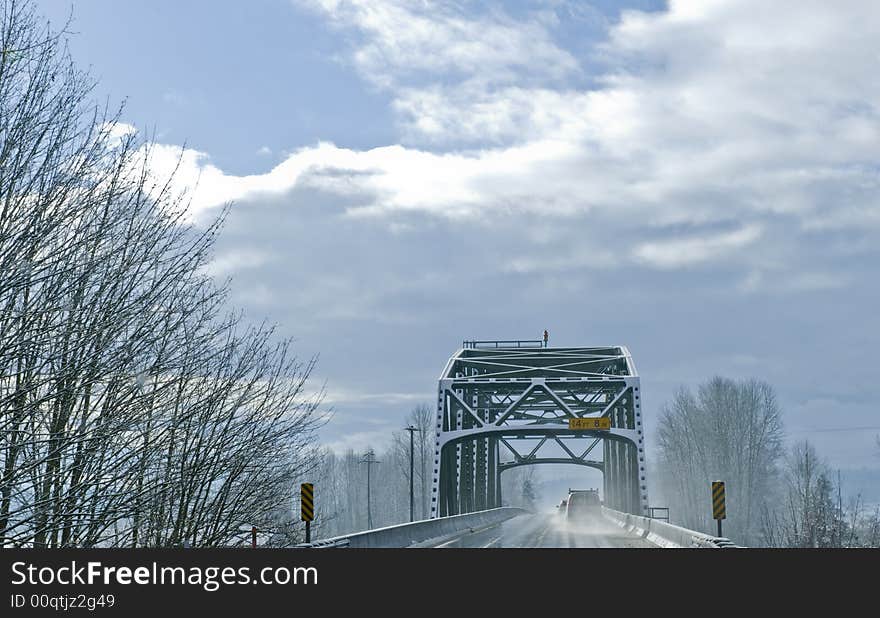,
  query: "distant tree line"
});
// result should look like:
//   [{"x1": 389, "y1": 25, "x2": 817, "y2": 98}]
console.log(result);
[
  {"x1": 309, "y1": 404, "x2": 539, "y2": 539},
  {"x1": 312, "y1": 405, "x2": 433, "y2": 537},
  {"x1": 0, "y1": 0, "x2": 322, "y2": 547},
  {"x1": 655, "y1": 376, "x2": 880, "y2": 547}
]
